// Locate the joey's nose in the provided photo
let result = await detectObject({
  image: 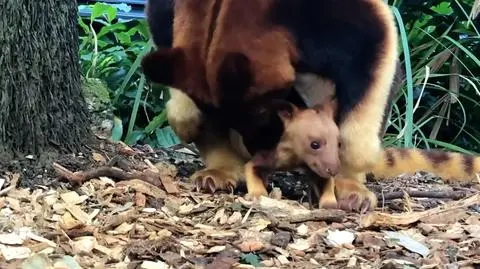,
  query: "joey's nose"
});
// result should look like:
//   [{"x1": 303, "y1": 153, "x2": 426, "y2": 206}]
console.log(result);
[{"x1": 326, "y1": 166, "x2": 339, "y2": 176}]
